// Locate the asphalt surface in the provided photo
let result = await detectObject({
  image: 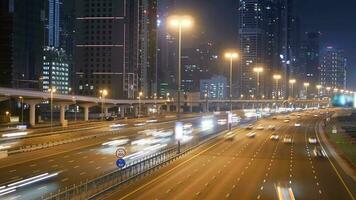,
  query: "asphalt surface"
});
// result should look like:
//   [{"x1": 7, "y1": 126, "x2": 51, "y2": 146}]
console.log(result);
[
  {"x1": 104, "y1": 112, "x2": 355, "y2": 200},
  {"x1": 0, "y1": 113, "x2": 244, "y2": 200}
]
